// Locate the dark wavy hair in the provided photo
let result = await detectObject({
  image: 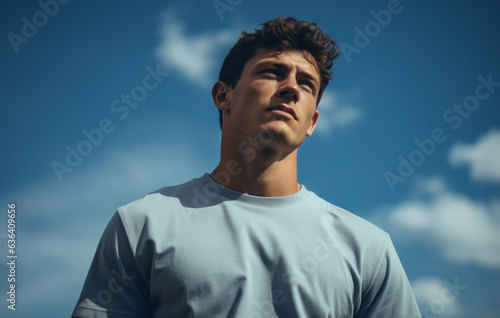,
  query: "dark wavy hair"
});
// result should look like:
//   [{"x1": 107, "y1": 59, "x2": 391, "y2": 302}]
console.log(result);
[{"x1": 217, "y1": 16, "x2": 341, "y2": 129}]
